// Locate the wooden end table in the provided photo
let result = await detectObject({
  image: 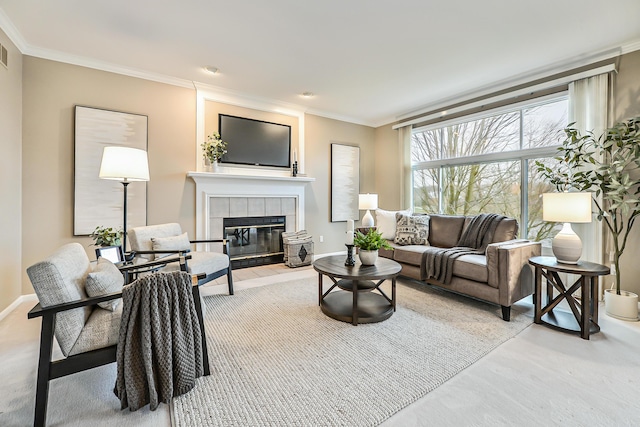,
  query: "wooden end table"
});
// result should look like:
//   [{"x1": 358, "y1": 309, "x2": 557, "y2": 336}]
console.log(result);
[
  {"x1": 529, "y1": 256, "x2": 610, "y2": 340},
  {"x1": 313, "y1": 255, "x2": 401, "y2": 325}
]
